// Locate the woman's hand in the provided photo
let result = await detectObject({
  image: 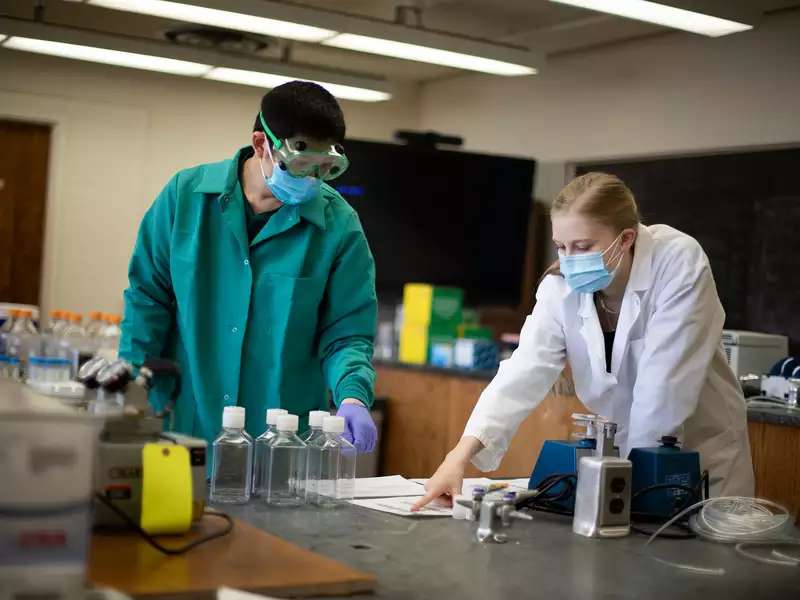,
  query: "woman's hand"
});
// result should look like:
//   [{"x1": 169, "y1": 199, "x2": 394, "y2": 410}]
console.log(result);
[{"x1": 411, "y1": 436, "x2": 483, "y2": 511}]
